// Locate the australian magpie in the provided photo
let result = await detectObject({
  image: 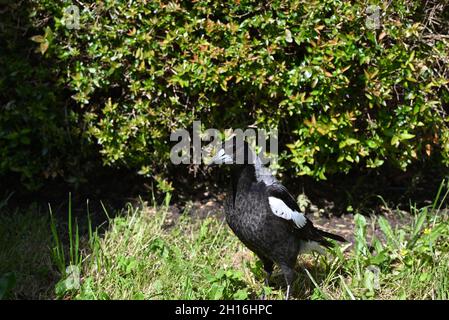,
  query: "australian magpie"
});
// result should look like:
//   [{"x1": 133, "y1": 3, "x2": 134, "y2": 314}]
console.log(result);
[{"x1": 208, "y1": 137, "x2": 346, "y2": 299}]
